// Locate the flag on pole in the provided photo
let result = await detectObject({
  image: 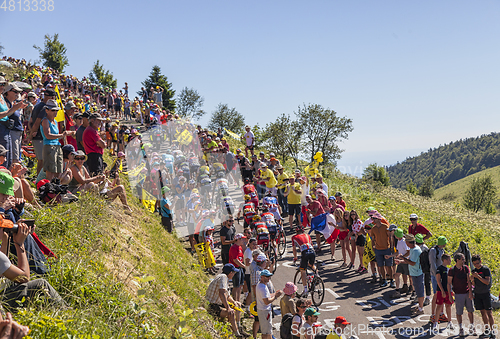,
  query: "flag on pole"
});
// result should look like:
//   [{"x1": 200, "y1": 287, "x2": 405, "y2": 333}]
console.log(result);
[
  {"x1": 224, "y1": 128, "x2": 241, "y2": 140},
  {"x1": 141, "y1": 188, "x2": 156, "y2": 213},
  {"x1": 54, "y1": 85, "x2": 65, "y2": 122},
  {"x1": 309, "y1": 213, "x2": 339, "y2": 243}
]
